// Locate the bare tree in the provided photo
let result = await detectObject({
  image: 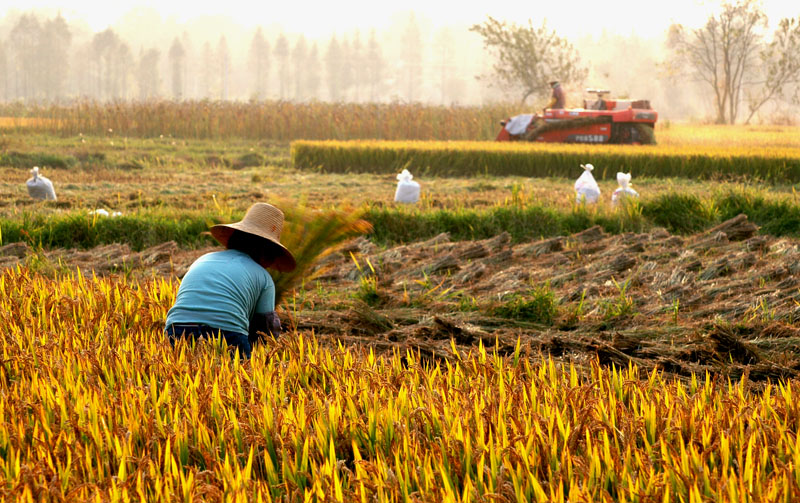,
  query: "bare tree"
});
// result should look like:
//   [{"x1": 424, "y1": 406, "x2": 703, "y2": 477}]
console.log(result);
[
  {"x1": 470, "y1": 16, "x2": 586, "y2": 105},
  {"x1": 745, "y1": 16, "x2": 800, "y2": 123},
  {"x1": 667, "y1": 0, "x2": 766, "y2": 124}
]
